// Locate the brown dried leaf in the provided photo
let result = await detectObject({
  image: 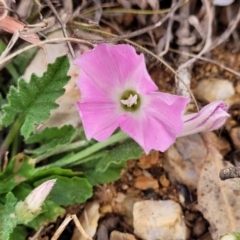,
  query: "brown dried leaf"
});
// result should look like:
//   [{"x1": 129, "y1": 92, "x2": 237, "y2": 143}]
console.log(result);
[
  {"x1": 197, "y1": 134, "x2": 240, "y2": 240},
  {"x1": 0, "y1": 16, "x2": 41, "y2": 45}
]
